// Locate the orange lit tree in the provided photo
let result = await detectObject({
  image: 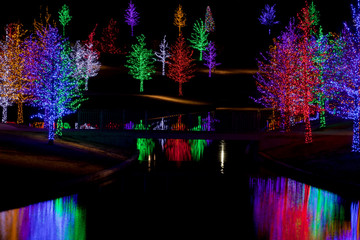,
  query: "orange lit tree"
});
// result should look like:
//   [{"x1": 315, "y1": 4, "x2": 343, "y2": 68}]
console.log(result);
[
  {"x1": 174, "y1": 4, "x2": 186, "y2": 36},
  {"x1": 3, "y1": 23, "x2": 31, "y2": 124},
  {"x1": 168, "y1": 33, "x2": 195, "y2": 96}
]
